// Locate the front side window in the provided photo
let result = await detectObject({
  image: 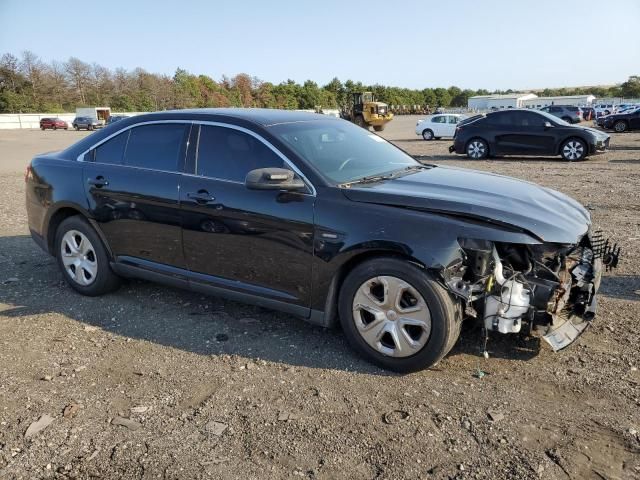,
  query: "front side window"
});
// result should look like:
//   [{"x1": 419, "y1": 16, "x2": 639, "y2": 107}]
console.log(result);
[
  {"x1": 271, "y1": 119, "x2": 418, "y2": 184},
  {"x1": 196, "y1": 125, "x2": 284, "y2": 182},
  {"x1": 123, "y1": 123, "x2": 188, "y2": 172}
]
